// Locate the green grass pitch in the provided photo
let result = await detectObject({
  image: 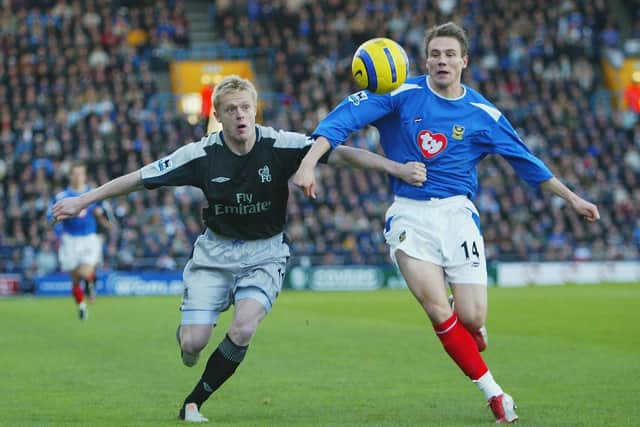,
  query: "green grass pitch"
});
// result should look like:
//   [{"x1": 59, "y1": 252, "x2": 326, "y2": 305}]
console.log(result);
[{"x1": 1, "y1": 283, "x2": 639, "y2": 426}]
